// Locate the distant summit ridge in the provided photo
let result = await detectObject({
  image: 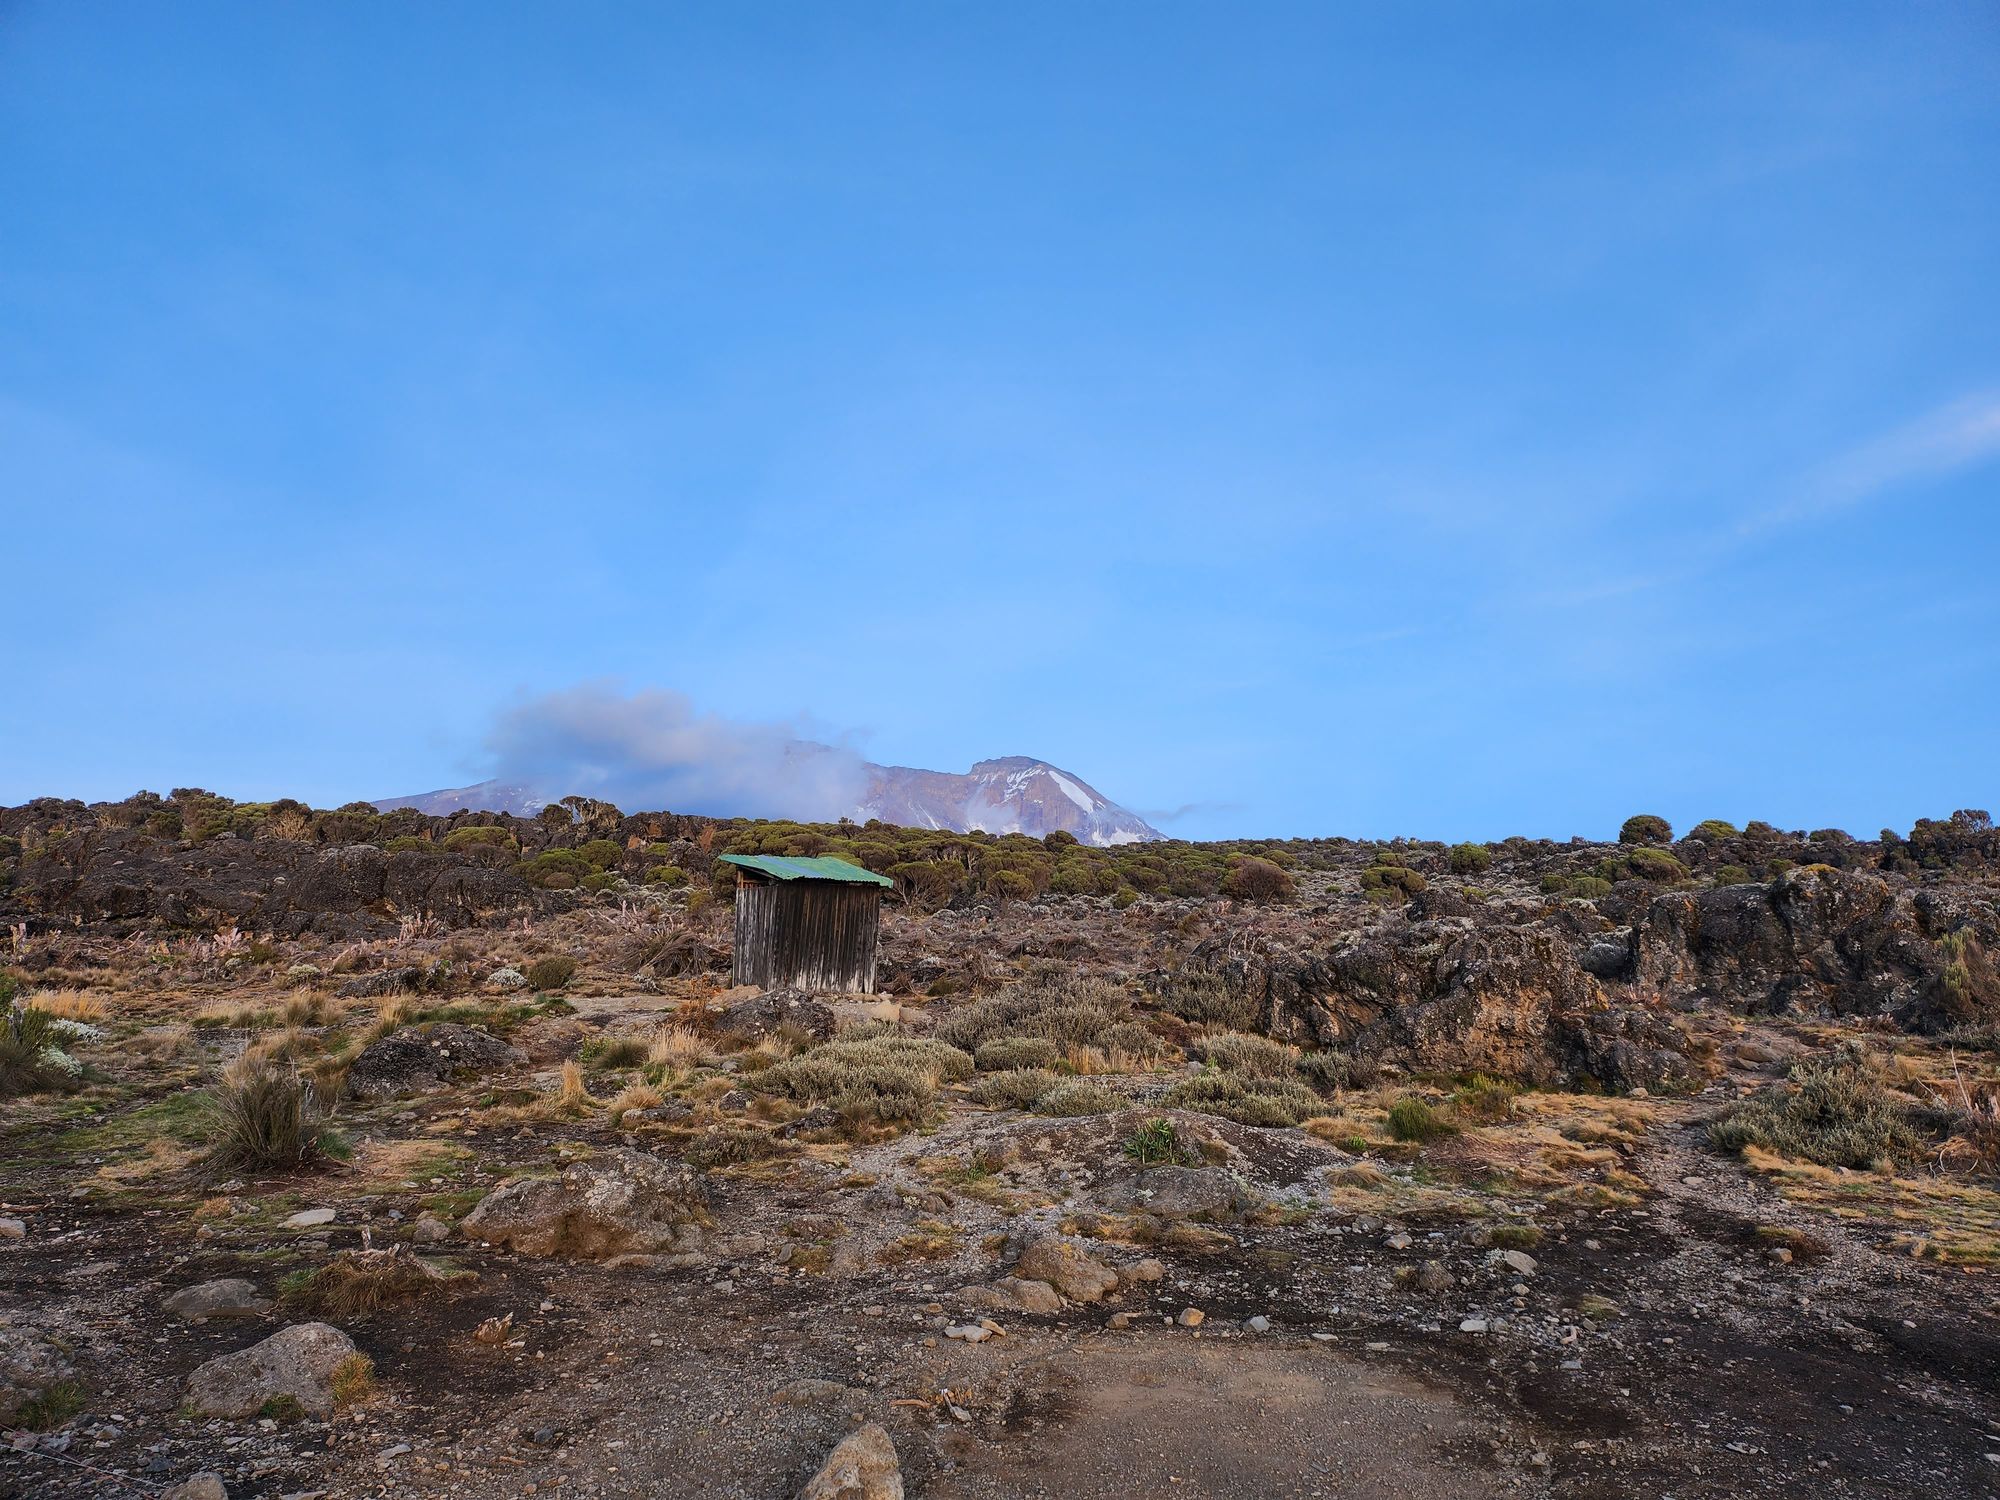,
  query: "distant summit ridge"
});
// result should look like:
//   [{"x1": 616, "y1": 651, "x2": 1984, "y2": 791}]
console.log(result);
[{"x1": 377, "y1": 754, "x2": 1162, "y2": 846}]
